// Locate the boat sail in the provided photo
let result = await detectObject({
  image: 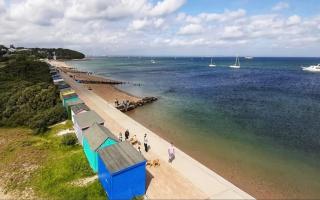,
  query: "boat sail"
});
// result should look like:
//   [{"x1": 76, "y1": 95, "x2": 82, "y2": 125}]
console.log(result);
[
  {"x1": 209, "y1": 57, "x2": 216, "y2": 67},
  {"x1": 229, "y1": 56, "x2": 240, "y2": 68}
]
